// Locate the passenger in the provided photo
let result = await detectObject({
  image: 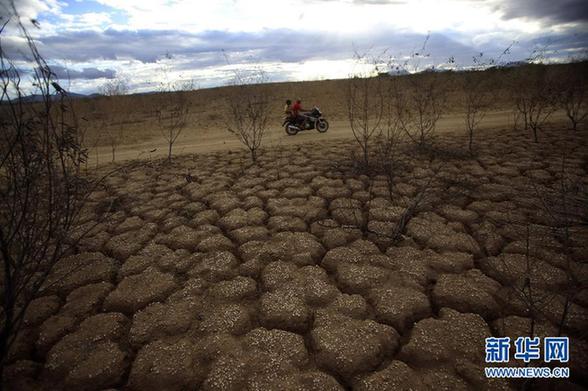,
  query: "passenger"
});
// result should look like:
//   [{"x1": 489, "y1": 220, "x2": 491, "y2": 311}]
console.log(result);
[{"x1": 284, "y1": 99, "x2": 293, "y2": 119}]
